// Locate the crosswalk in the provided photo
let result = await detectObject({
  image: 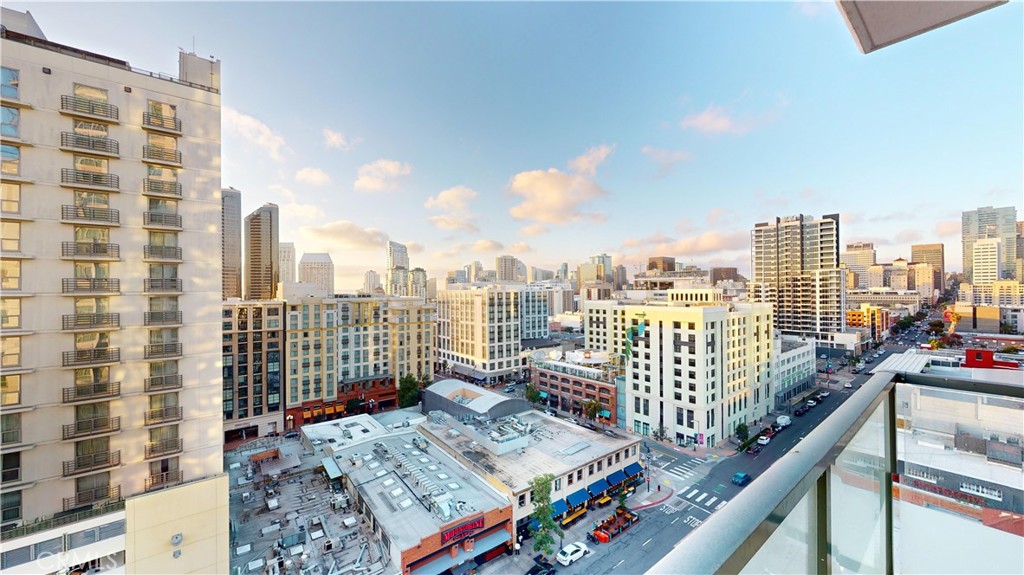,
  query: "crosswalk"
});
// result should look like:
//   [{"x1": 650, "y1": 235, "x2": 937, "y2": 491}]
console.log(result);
[
  {"x1": 683, "y1": 486, "x2": 729, "y2": 510},
  {"x1": 663, "y1": 456, "x2": 703, "y2": 480}
]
